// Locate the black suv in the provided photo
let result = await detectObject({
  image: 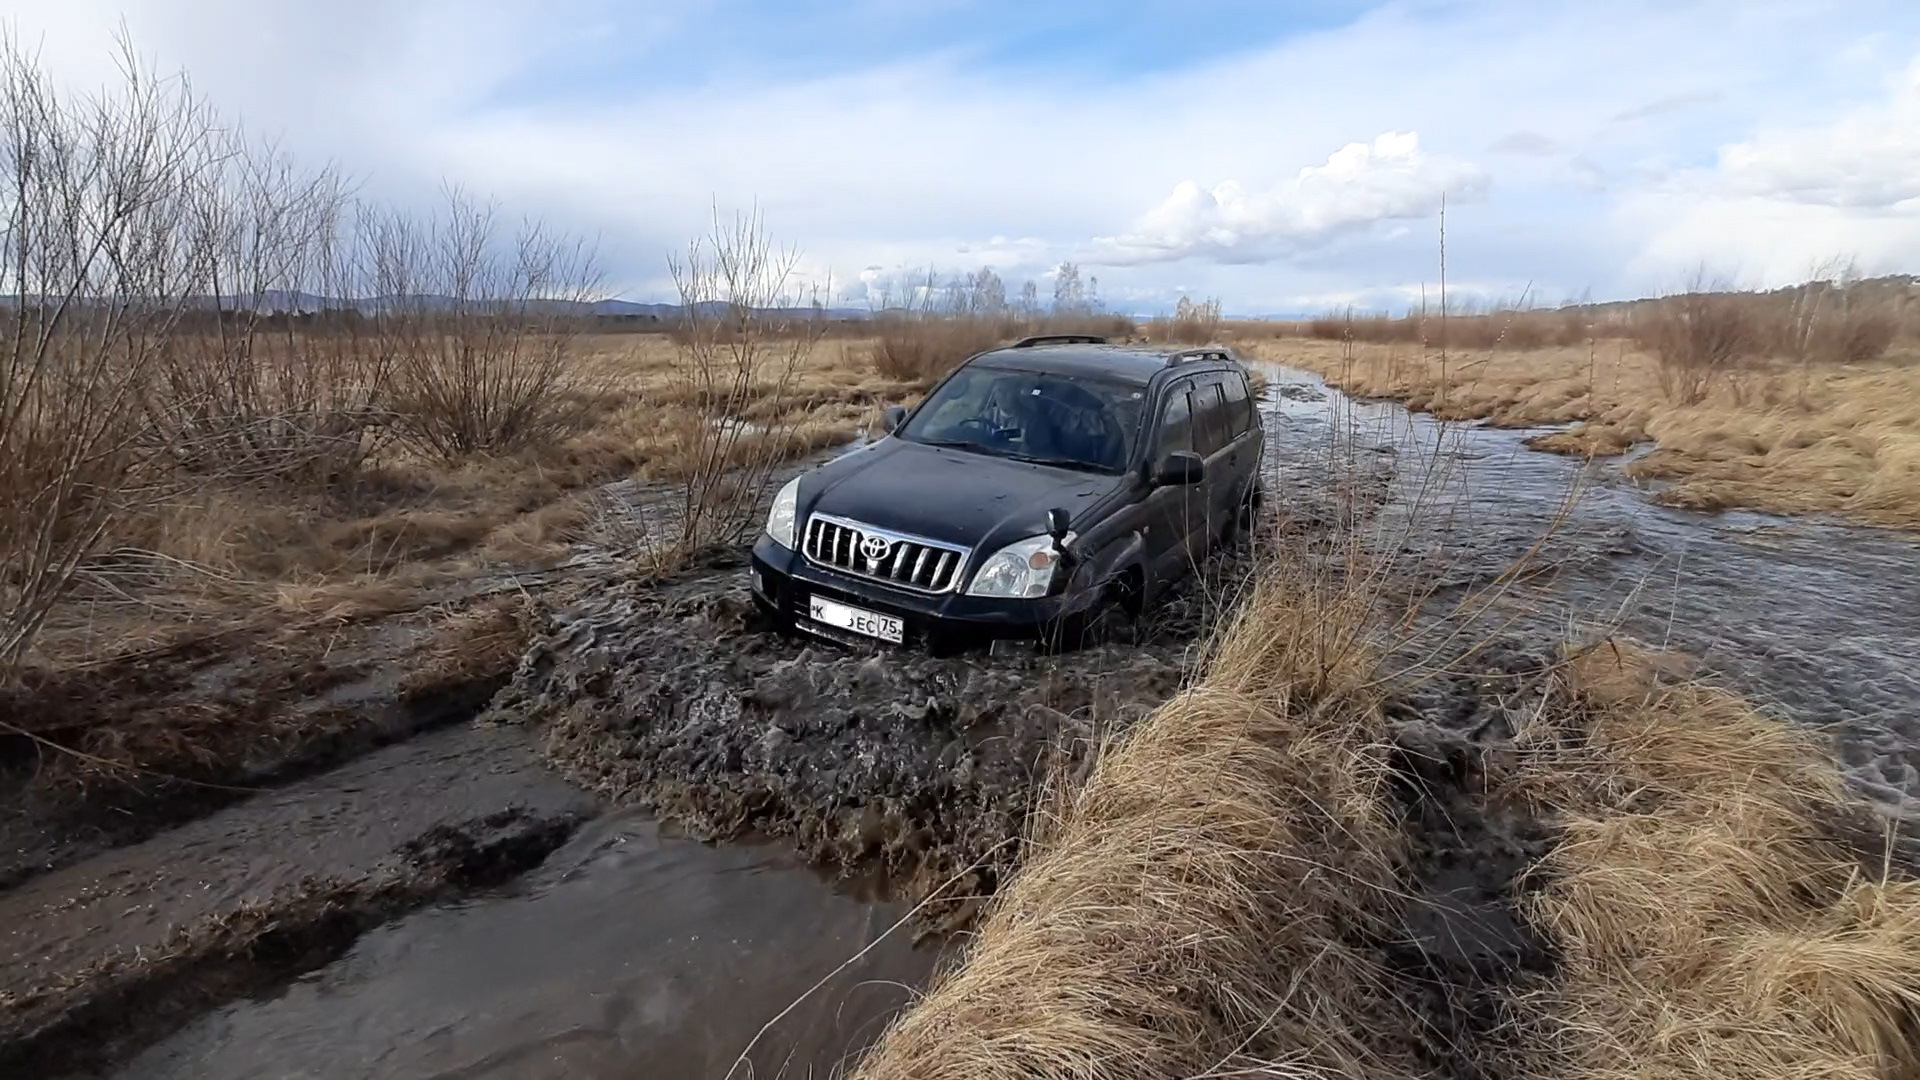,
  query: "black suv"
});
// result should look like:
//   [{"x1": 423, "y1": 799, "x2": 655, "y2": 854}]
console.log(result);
[{"x1": 749, "y1": 334, "x2": 1265, "y2": 650}]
